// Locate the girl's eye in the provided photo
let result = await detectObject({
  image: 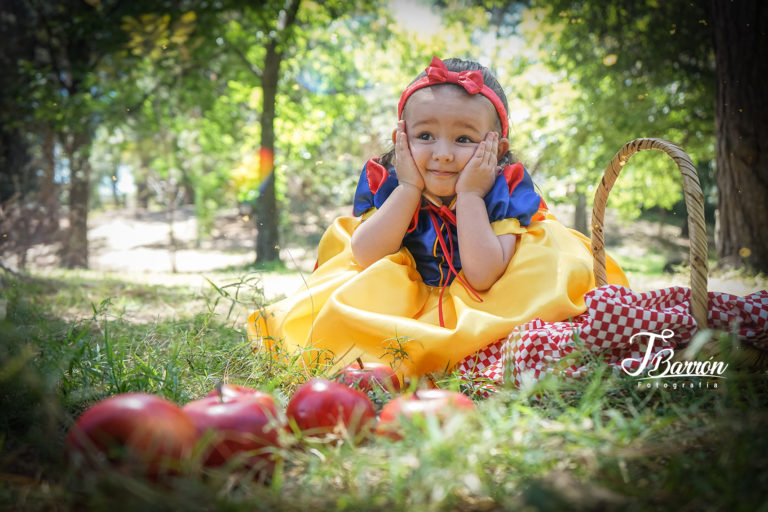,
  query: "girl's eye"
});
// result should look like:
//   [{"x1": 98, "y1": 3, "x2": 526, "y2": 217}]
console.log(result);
[
  {"x1": 457, "y1": 136, "x2": 474, "y2": 143},
  {"x1": 417, "y1": 132, "x2": 433, "y2": 141}
]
